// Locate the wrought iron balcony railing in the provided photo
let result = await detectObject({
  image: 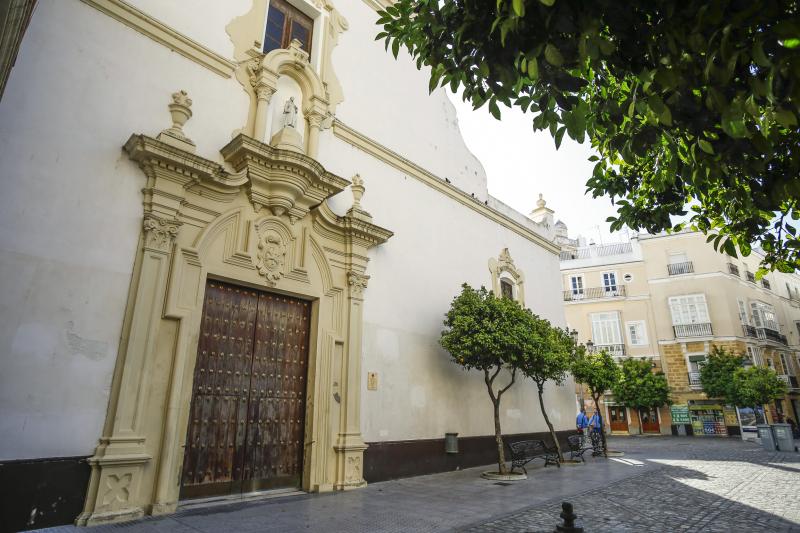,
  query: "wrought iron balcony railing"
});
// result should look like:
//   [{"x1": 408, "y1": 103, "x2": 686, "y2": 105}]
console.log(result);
[
  {"x1": 593, "y1": 343, "x2": 626, "y2": 357},
  {"x1": 727, "y1": 263, "x2": 740, "y2": 276},
  {"x1": 674, "y1": 323, "x2": 713, "y2": 338},
  {"x1": 688, "y1": 371, "x2": 703, "y2": 389},
  {"x1": 668, "y1": 261, "x2": 694, "y2": 276},
  {"x1": 742, "y1": 324, "x2": 758, "y2": 338},
  {"x1": 562, "y1": 285, "x2": 627, "y2": 301},
  {"x1": 757, "y1": 327, "x2": 788, "y2": 345}
]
